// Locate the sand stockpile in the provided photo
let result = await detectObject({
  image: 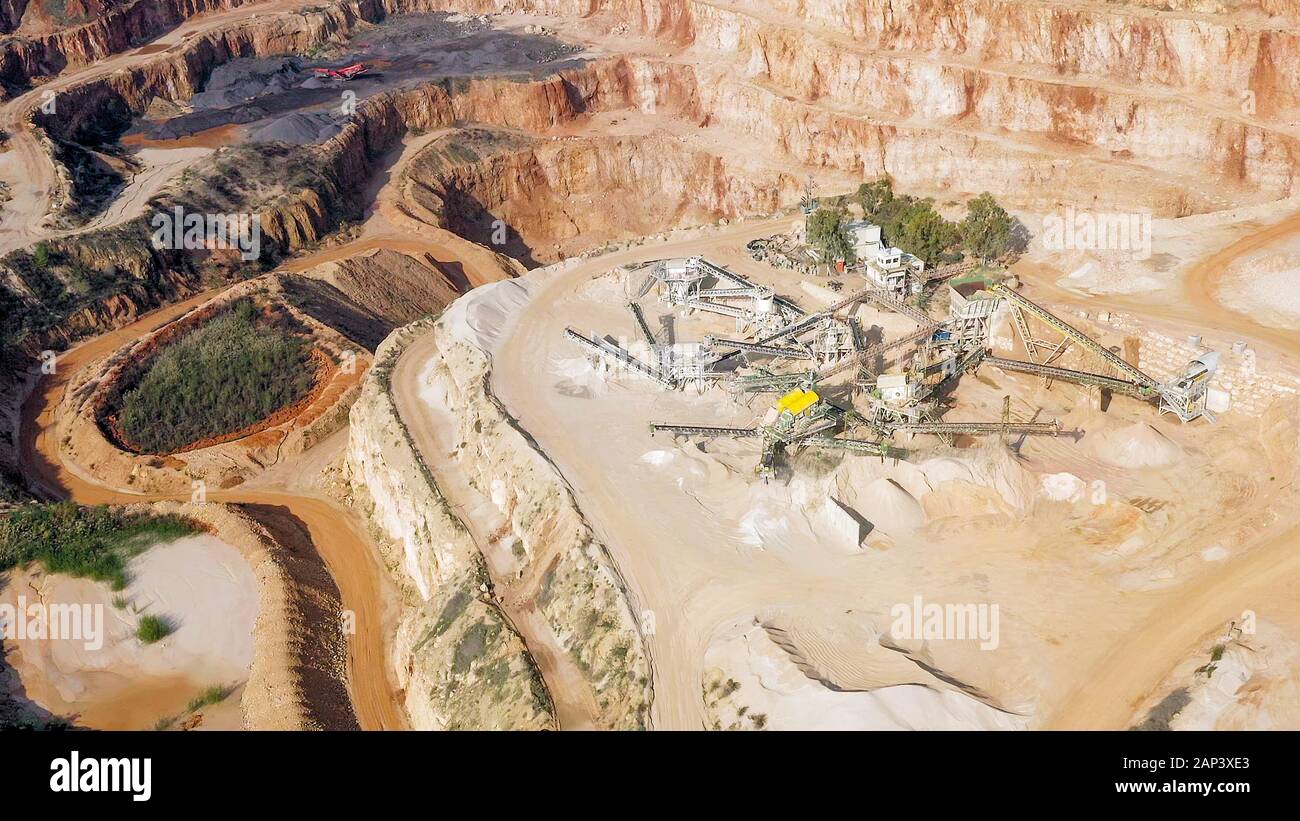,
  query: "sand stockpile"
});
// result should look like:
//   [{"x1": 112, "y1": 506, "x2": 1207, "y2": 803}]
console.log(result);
[
  {"x1": 1220, "y1": 248, "x2": 1300, "y2": 329},
  {"x1": 918, "y1": 450, "x2": 1038, "y2": 511},
  {"x1": 1049, "y1": 248, "x2": 1167, "y2": 295},
  {"x1": 1040, "y1": 472, "x2": 1088, "y2": 503},
  {"x1": 1093, "y1": 422, "x2": 1184, "y2": 468},
  {"x1": 250, "y1": 111, "x2": 345, "y2": 145},
  {"x1": 852, "y1": 477, "x2": 926, "y2": 537}
]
